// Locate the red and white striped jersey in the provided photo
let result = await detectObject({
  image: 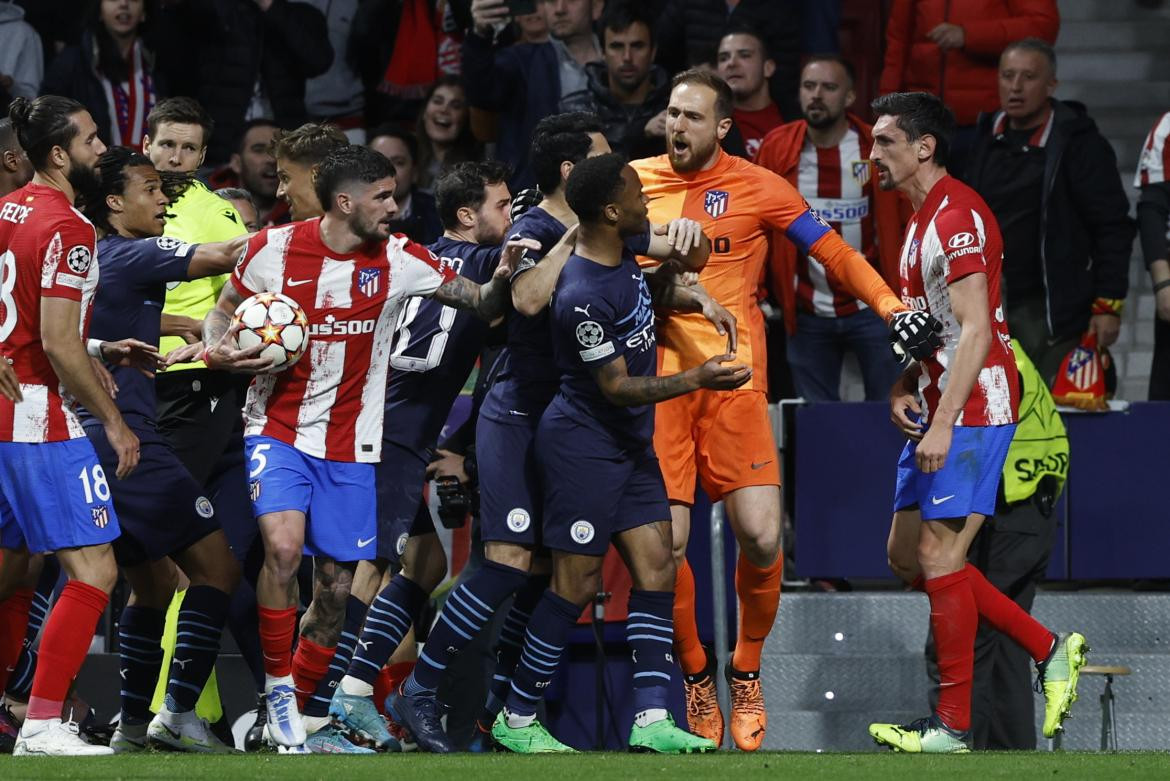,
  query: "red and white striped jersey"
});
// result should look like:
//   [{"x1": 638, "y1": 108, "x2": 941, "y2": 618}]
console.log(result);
[
  {"x1": 795, "y1": 128, "x2": 880, "y2": 317},
  {"x1": 232, "y1": 219, "x2": 455, "y2": 463},
  {"x1": 1135, "y1": 111, "x2": 1169, "y2": 188},
  {"x1": 0, "y1": 183, "x2": 99, "y2": 443},
  {"x1": 898, "y1": 176, "x2": 1018, "y2": 427}
]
